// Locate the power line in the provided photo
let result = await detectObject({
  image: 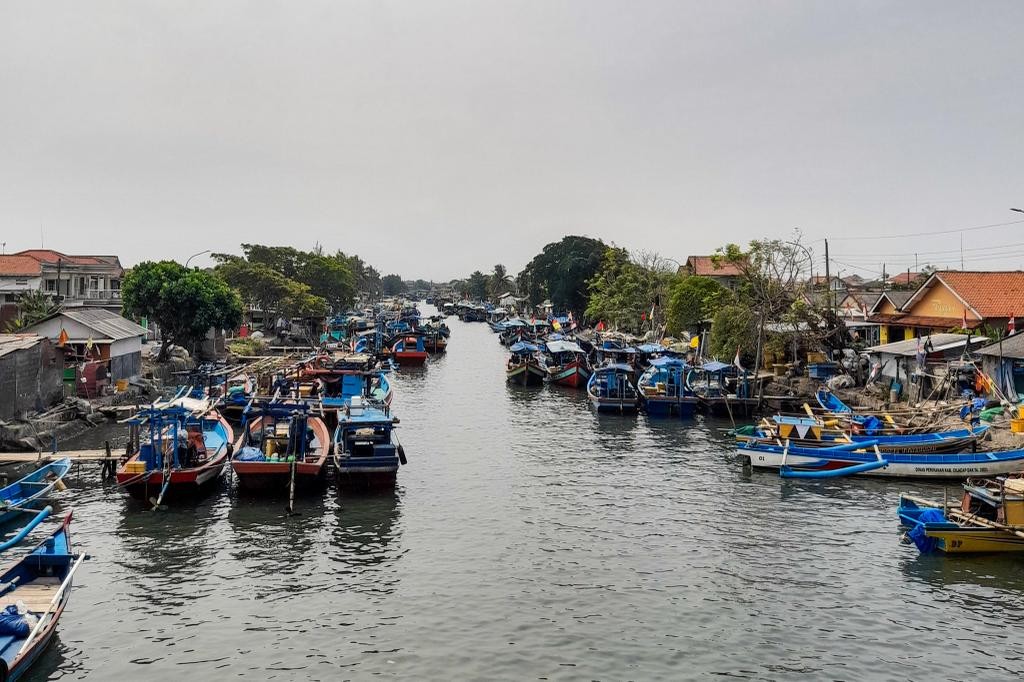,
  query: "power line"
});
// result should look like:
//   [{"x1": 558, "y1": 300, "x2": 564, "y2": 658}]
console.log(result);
[{"x1": 827, "y1": 218, "x2": 1024, "y2": 241}]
